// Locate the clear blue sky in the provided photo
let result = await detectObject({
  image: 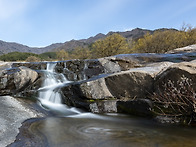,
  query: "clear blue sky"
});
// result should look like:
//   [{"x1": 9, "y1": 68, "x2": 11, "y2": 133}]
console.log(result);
[{"x1": 0, "y1": 0, "x2": 196, "y2": 47}]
